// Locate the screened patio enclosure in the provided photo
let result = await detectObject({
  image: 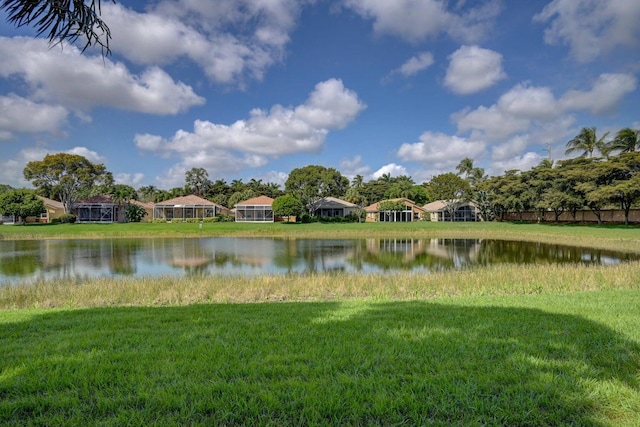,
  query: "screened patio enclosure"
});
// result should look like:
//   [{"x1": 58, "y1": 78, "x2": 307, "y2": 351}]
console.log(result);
[
  {"x1": 153, "y1": 195, "x2": 222, "y2": 221},
  {"x1": 76, "y1": 203, "x2": 120, "y2": 223},
  {"x1": 235, "y1": 196, "x2": 275, "y2": 222}
]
